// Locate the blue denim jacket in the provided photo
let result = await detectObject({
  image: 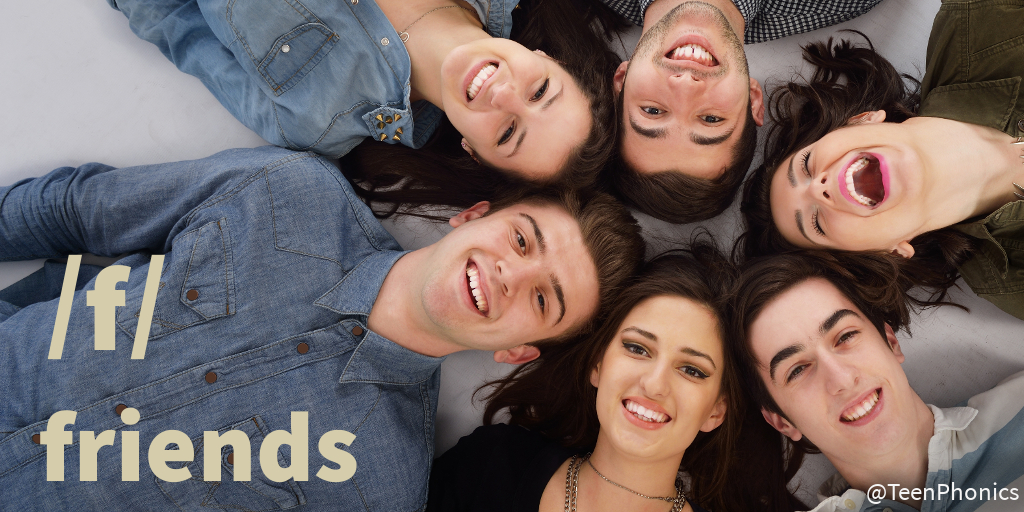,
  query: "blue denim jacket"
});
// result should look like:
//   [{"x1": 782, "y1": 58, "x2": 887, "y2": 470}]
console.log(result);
[
  {"x1": 108, "y1": 0, "x2": 519, "y2": 157},
  {"x1": 0, "y1": 147, "x2": 445, "y2": 511}
]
